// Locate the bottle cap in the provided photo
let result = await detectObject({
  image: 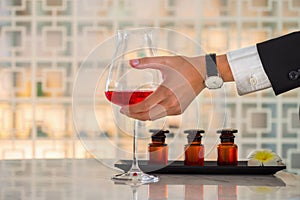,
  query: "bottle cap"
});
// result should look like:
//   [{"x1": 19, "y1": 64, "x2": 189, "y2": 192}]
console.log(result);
[
  {"x1": 217, "y1": 128, "x2": 238, "y2": 134},
  {"x1": 184, "y1": 129, "x2": 205, "y2": 143},
  {"x1": 149, "y1": 129, "x2": 169, "y2": 142},
  {"x1": 217, "y1": 128, "x2": 237, "y2": 140},
  {"x1": 184, "y1": 129, "x2": 205, "y2": 134}
]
